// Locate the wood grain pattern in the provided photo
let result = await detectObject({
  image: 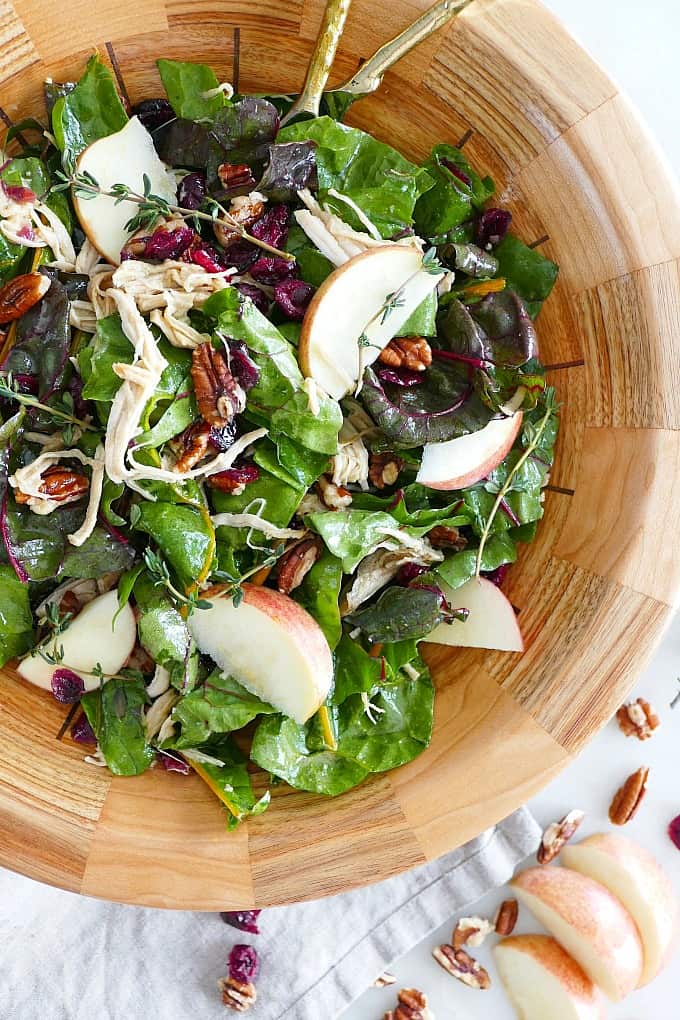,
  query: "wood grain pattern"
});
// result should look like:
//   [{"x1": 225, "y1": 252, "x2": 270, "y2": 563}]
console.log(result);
[{"x1": 0, "y1": 0, "x2": 678, "y2": 907}]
